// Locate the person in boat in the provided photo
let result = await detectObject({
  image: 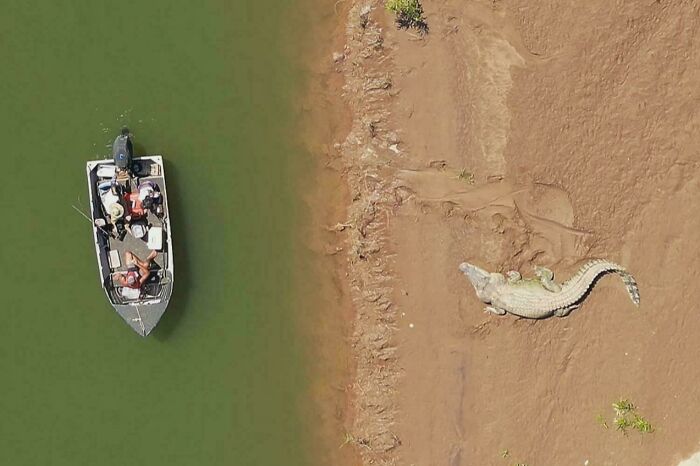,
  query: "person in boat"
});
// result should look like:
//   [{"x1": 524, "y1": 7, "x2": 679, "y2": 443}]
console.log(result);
[
  {"x1": 98, "y1": 181, "x2": 126, "y2": 239},
  {"x1": 113, "y1": 250, "x2": 158, "y2": 289},
  {"x1": 125, "y1": 181, "x2": 162, "y2": 221},
  {"x1": 137, "y1": 180, "x2": 162, "y2": 215},
  {"x1": 107, "y1": 202, "x2": 127, "y2": 240}
]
